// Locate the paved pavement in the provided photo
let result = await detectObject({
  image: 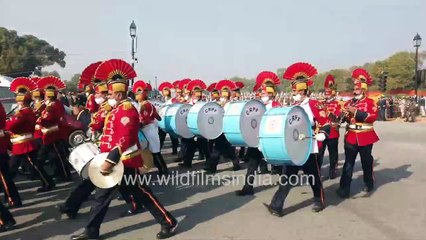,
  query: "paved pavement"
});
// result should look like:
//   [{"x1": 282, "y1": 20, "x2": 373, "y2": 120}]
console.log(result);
[{"x1": 1, "y1": 121, "x2": 425, "y2": 240}]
